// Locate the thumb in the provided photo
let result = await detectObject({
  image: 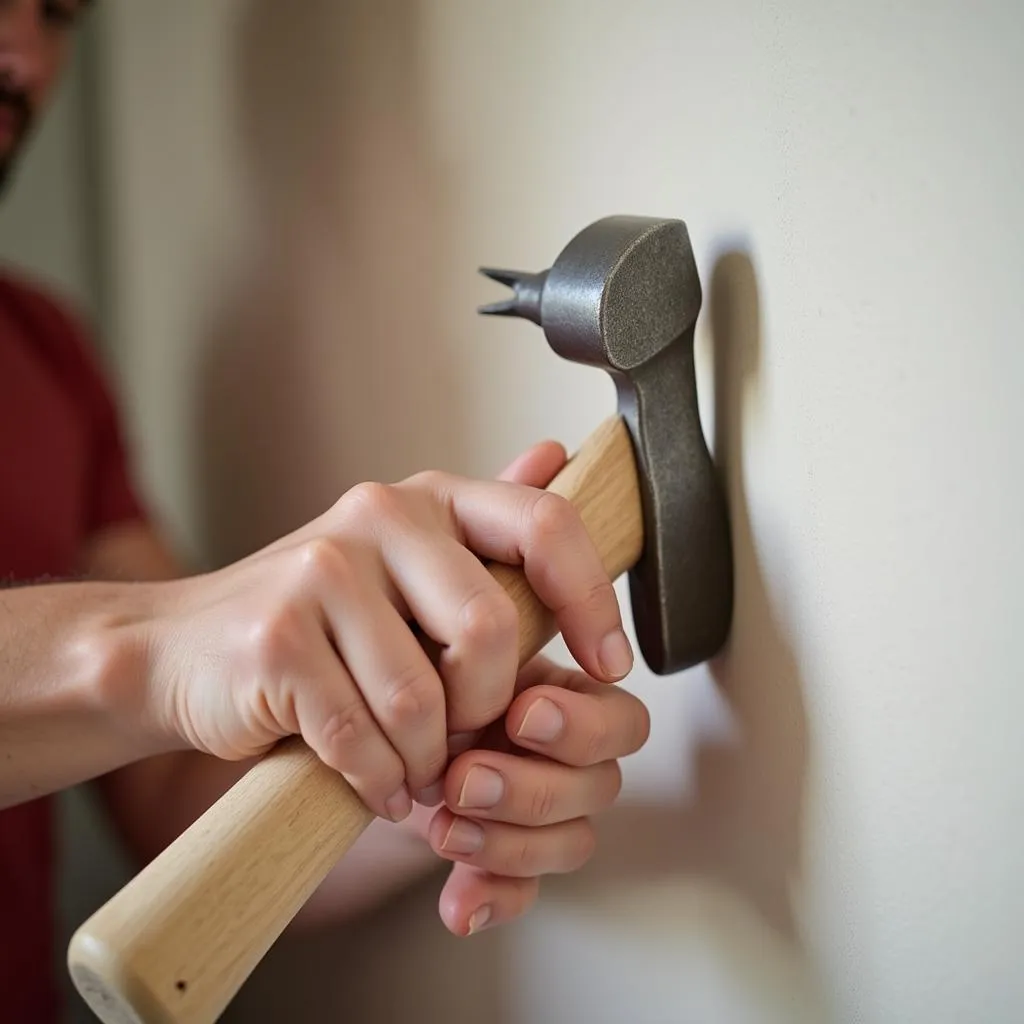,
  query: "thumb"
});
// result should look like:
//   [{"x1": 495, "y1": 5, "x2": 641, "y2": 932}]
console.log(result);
[{"x1": 497, "y1": 440, "x2": 567, "y2": 488}]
